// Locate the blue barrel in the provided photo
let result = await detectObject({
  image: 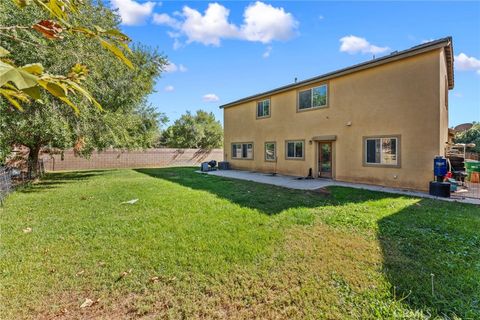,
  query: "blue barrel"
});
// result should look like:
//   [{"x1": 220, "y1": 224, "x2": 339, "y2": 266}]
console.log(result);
[{"x1": 434, "y1": 157, "x2": 448, "y2": 177}]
